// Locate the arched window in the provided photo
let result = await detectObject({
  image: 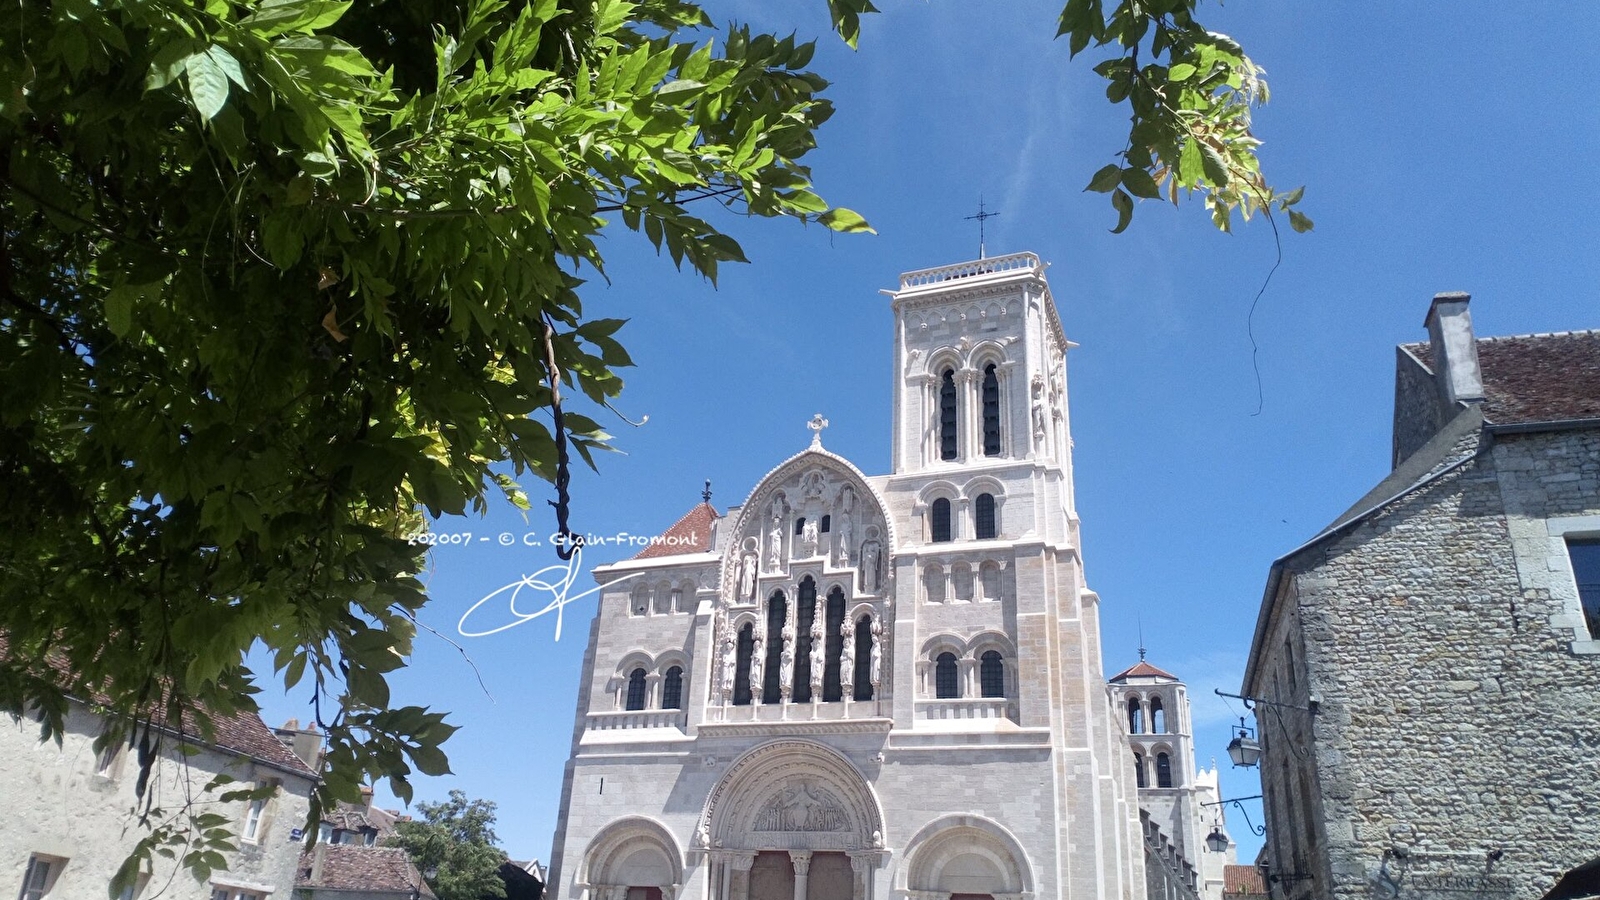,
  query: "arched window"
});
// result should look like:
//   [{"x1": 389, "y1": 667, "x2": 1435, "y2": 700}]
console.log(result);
[
  {"x1": 935, "y1": 652, "x2": 960, "y2": 699},
  {"x1": 733, "y1": 624, "x2": 754, "y2": 706},
  {"x1": 975, "y1": 493, "x2": 997, "y2": 539},
  {"x1": 794, "y1": 517, "x2": 806, "y2": 536},
  {"x1": 1156, "y1": 752, "x2": 1173, "y2": 788},
  {"x1": 853, "y1": 615, "x2": 874, "y2": 701},
  {"x1": 662, "y1": 666, "x2": 683, "y2": 710},
  {"x1": 931, "y1": 498, "x2": 952, "y2": 543},
  {"x1": 823, "y1": 588, "x2": 846, "y2": 702},
  {"x1": 924, "y1": 564, "x2": 946, "y2": 604},
  {"x1": 1128, "y1": 698, "x2": 1144, "y2": 734},
  {"x1": 939, "y1": 369, "x2": 958, "y2": 460},
  {"x1": 1133, "y1": 752, "x2": 1147, "y2": 788},
  {"x1": 794, "y1": 577, "x2": 817, "y2": 703},
  {"x1": 980, "y1": 650, "x2": 1005, "y2": 698},
  {"x1": 982, "y1": 363, "x2": 1001, "y2": 456},
  {"x1": 631, "y1": 585, "x2": 650, "y2": 617},
  {"x1": 625, "y1": 668, "x2": 647, "y2": 711},
  {"x1": 820, "y1": 515, "x2": 831, "y2": 533},
  {"x1": 763, "y1": 591, "x2": 786, "y2": 704},
  {"x1": 1150, "y1": 696, "x2": 1166, "y2": 733}
]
